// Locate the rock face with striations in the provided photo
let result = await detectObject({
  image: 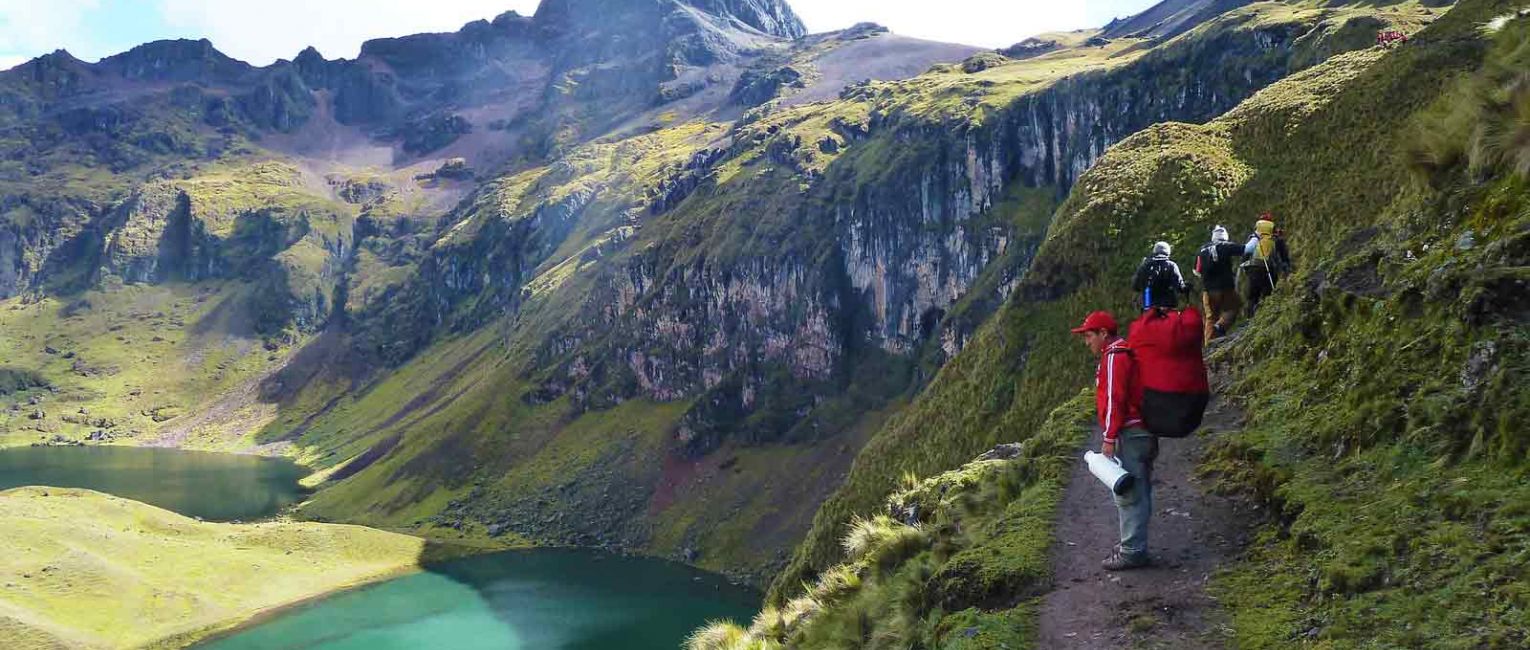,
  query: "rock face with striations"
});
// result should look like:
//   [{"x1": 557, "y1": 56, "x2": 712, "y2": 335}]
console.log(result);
[{"x1": 501, "y1": 3, "x2": 1399, "y2": 443}]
